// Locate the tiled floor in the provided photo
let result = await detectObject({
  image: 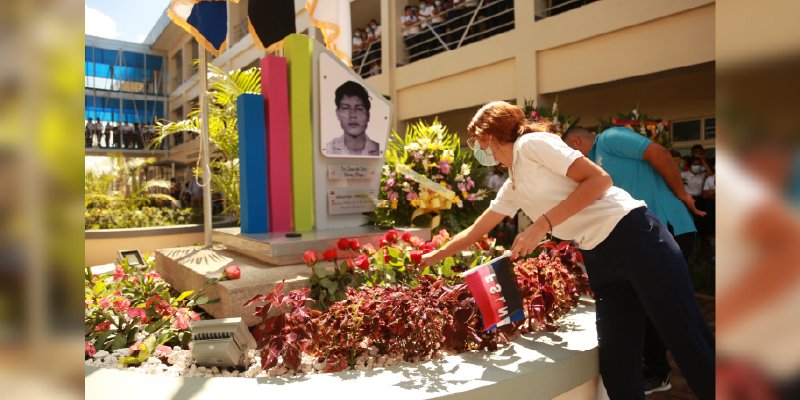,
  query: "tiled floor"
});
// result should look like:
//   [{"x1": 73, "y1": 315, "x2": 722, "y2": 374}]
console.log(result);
[{"x1": 648, "y1": 294, "x2": 715, "y2": 399}]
